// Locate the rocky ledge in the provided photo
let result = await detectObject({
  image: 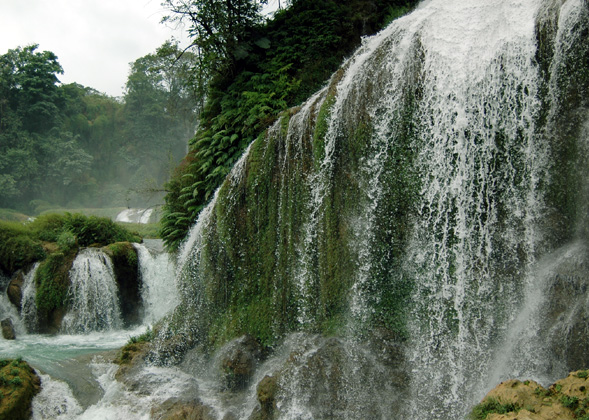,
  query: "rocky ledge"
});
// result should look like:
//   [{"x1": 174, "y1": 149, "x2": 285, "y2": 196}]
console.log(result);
[
  {"x1": 0, "y1": 359, "x2": 41, "y2": 420},
  {"x1": 471, "y1": 370, "x2": 589, "y2": 420}
]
